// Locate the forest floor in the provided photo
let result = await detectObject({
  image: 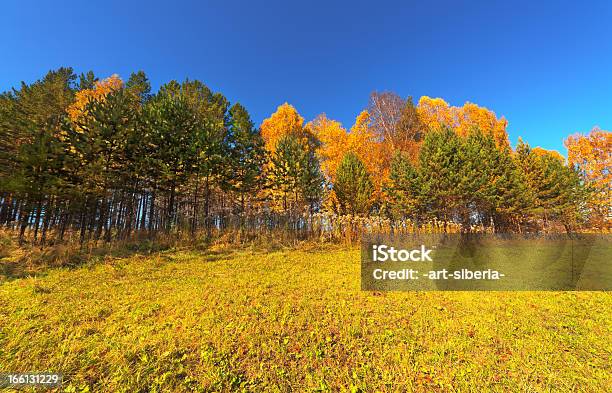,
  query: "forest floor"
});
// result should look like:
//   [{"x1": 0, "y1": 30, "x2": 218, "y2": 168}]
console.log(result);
[{"x1": 0, "y1": 245, "x2": 610, "y2": 392}]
